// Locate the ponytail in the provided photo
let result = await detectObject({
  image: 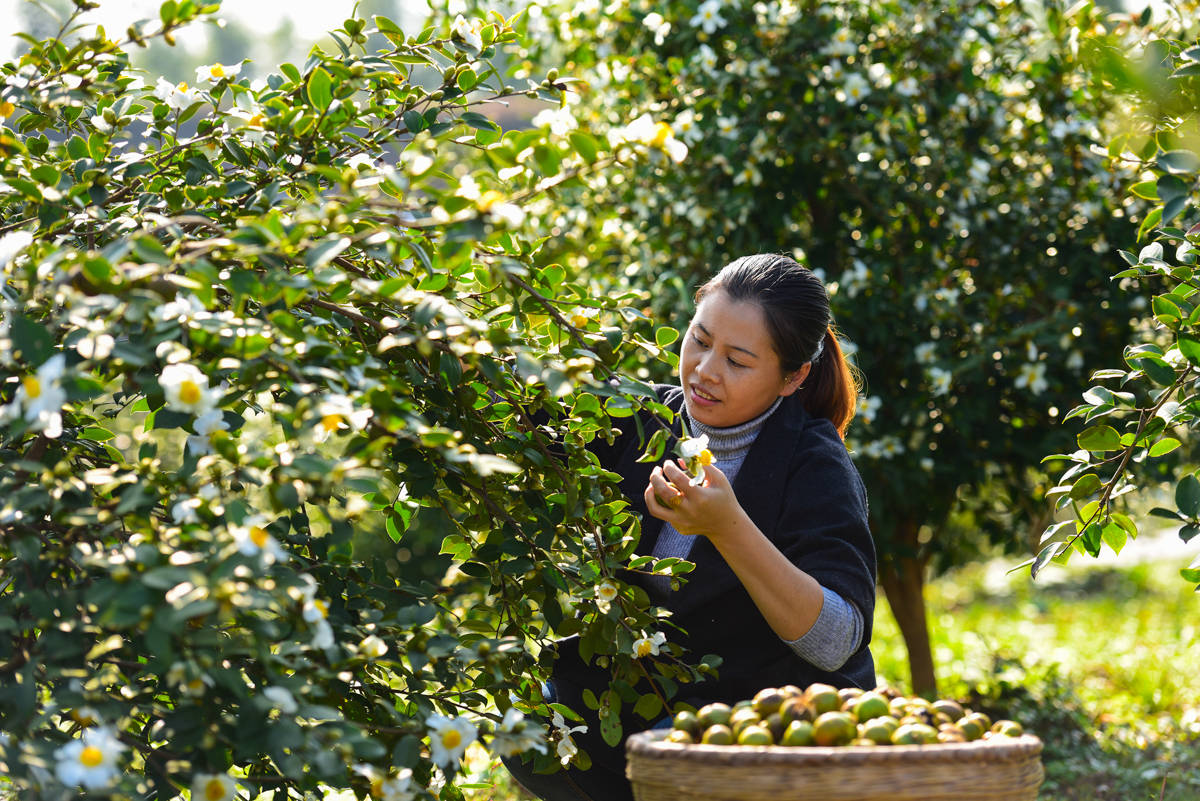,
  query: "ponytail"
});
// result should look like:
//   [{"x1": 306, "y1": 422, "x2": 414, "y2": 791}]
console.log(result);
[{"x1": 797, "y1": 327, "x2": 860, "y2": 440}]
